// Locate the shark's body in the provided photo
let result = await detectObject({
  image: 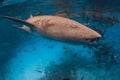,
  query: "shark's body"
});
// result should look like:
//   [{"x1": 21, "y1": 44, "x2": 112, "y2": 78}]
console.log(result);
[{"x1": 2, "y1": 15, "x2": 102, "y2": 44}]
